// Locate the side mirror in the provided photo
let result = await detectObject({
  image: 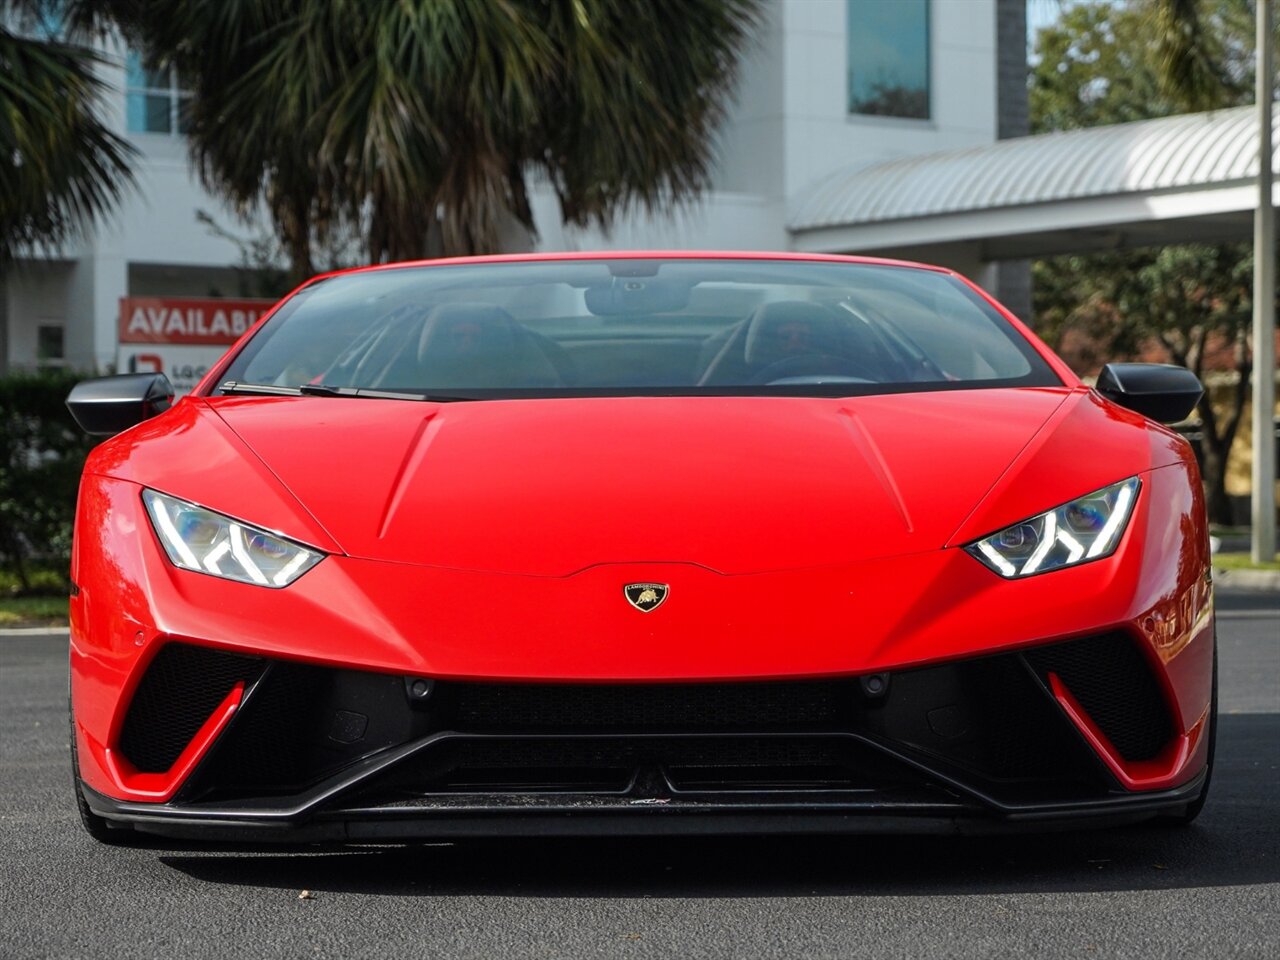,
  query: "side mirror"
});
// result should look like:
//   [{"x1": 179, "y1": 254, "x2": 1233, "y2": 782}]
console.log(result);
[
  {"x1": 66, "y1": 373, "x2": 175, "y2": 436},
  {"x1": 1095, "y1": 363, "x2": 1203, "y2": 424}
]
